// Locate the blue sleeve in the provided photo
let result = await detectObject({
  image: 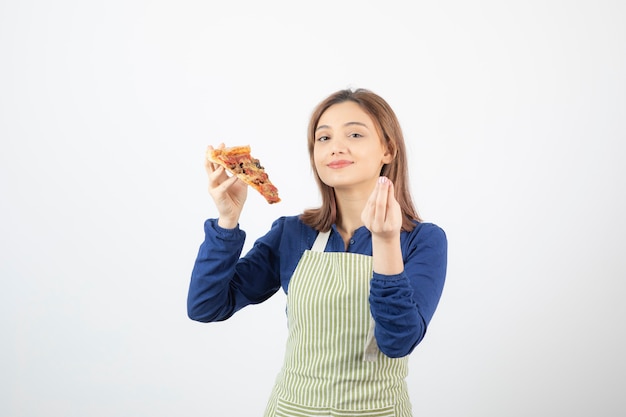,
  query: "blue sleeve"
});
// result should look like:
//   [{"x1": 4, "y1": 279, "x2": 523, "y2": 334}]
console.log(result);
[
  {"x1": 187, "y1": 218, "x2": 282, "y2": 322},
  {"x1": 369, "y1": 223, "x2": 448, "y2": 358}
]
